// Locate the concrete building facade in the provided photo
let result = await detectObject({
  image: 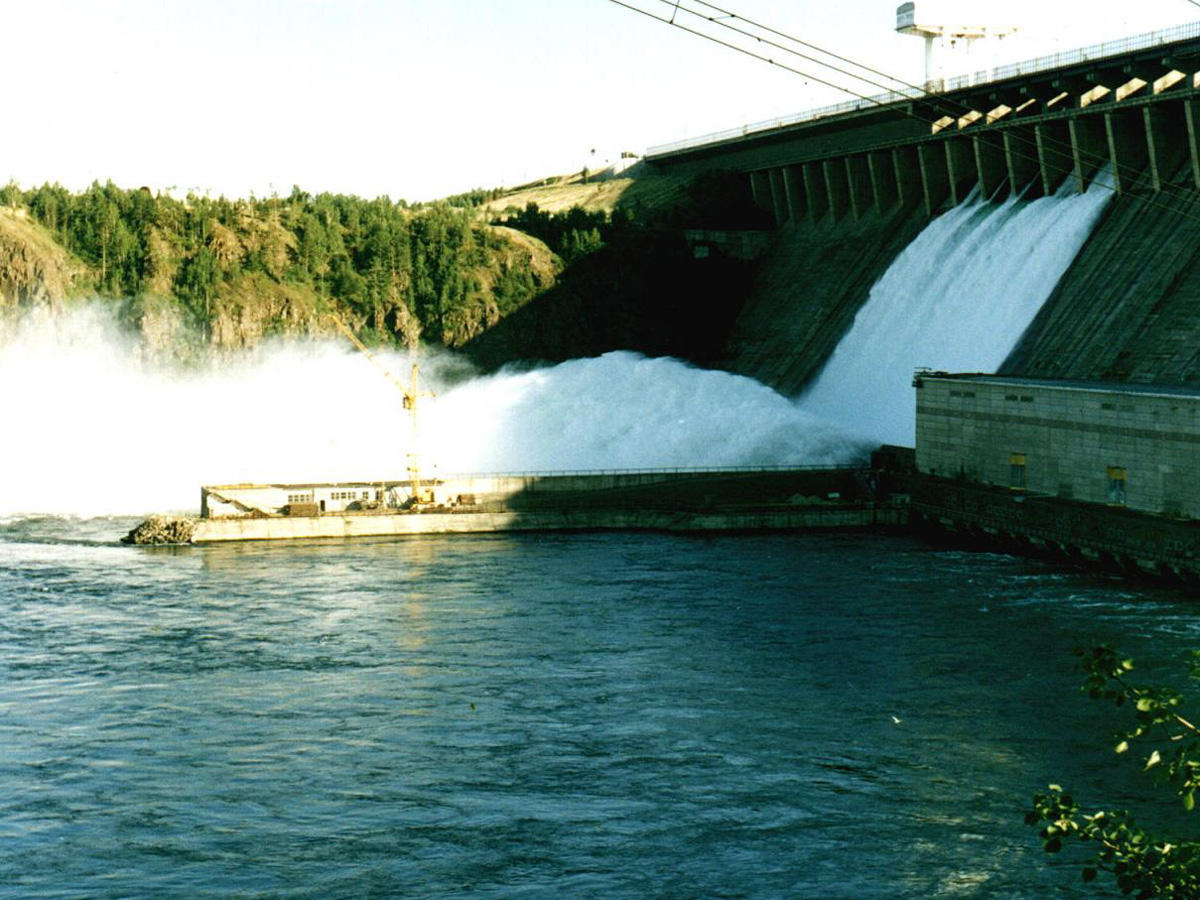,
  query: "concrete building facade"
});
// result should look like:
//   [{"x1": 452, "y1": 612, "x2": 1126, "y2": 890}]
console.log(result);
[{"x1": 915, "y1": 373, "x2": 1200, "y2": 518}]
